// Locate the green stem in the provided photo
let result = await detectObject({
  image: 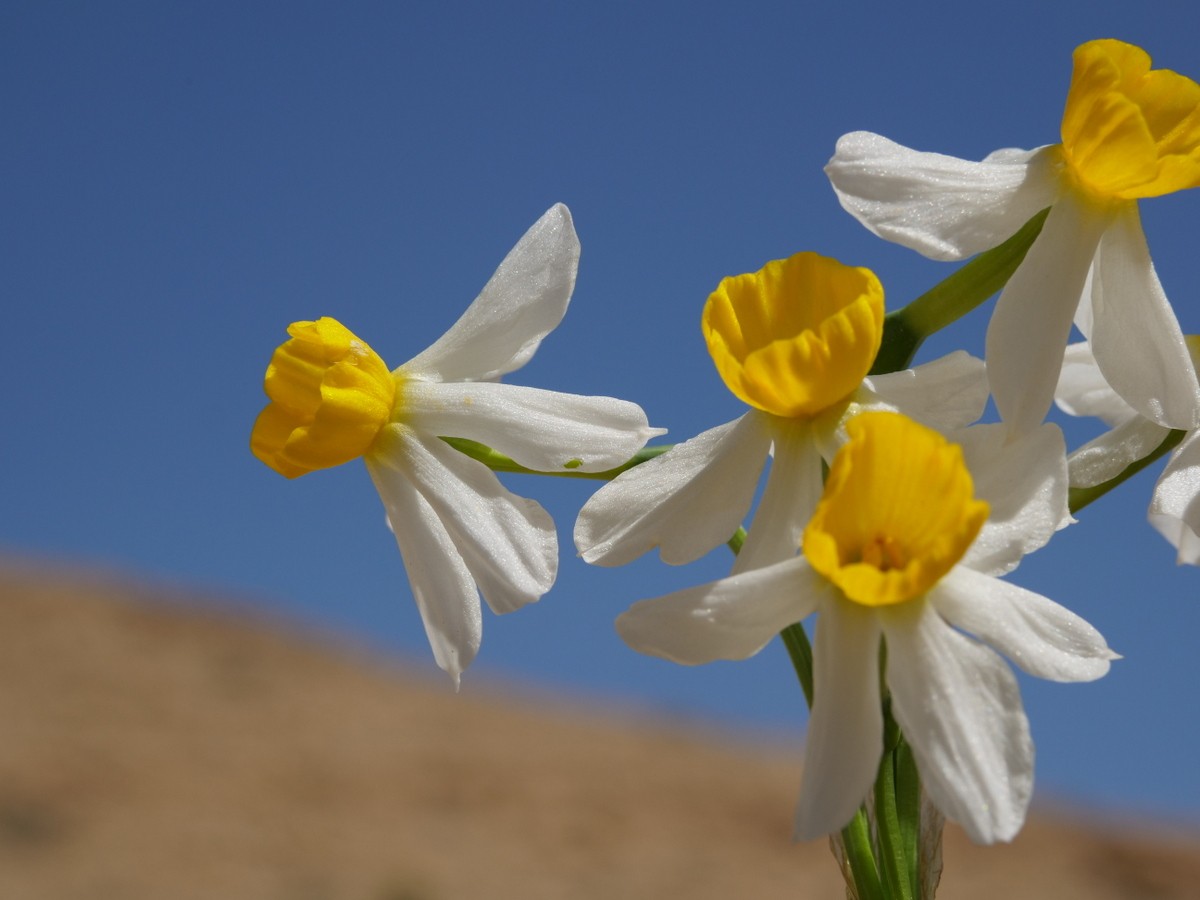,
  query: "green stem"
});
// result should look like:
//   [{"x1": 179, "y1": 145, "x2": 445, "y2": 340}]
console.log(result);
[
  {"x1": 441, "y1": 437, "x2": 672, "y2": 480},
  {"x1": 1069, "y1": 428, "x2": 1186, "y2": 514},
  {"x1": 779, "y1": 623, "x2": 814, "y2": 708},
  {"x1": 869, "y1": 208, "x2": 1049, "y2": 376},
  {"x1": 841, "y1": 810, "x2": 886, "y2": 900},
  {"x1": 894, "y1": 738, "x2": 922, "y2": 893},
  {"x1": 874, "y1": 712, "x2": 915, "y2": 900}
]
